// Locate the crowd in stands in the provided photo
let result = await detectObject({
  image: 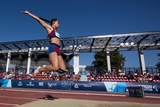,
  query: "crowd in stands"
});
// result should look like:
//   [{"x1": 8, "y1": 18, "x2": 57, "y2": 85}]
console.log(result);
[
  {"x1": 87, "y1": 69, "x2": 160, "y2": 82},
  {"x1": 0, "y1": 71, "x2": 81, "y2": 81},
  {"x1": 0, "y1": 69, "x2": 160, "y2": 83}
]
